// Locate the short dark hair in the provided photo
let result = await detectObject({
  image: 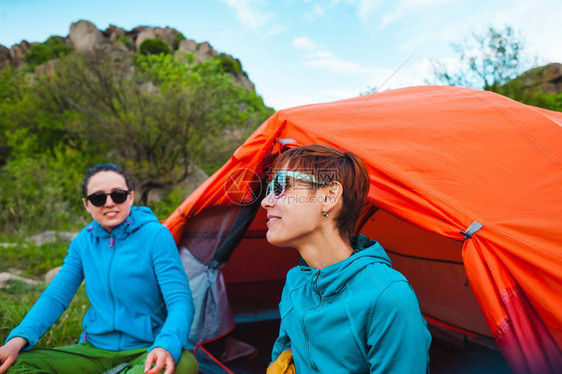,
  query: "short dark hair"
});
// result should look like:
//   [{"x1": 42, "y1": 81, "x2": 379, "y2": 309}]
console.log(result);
[
  {"x1": 273, "y1": 144, "x2": 369, "y2": 241},
  {"x1": 82, "y1": 164, "x2": 133, "y2": 197}
]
